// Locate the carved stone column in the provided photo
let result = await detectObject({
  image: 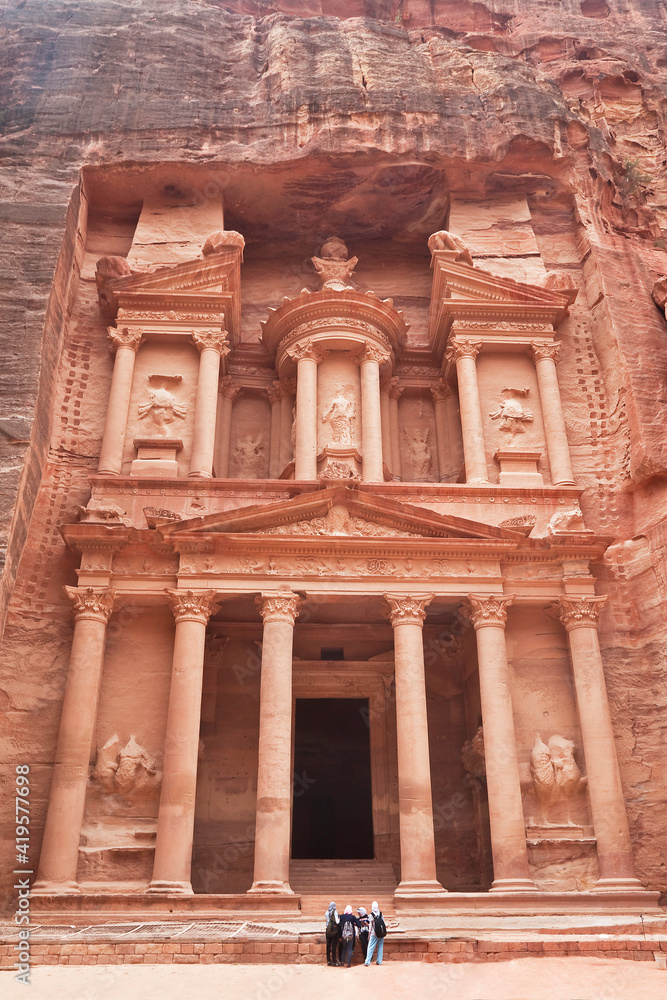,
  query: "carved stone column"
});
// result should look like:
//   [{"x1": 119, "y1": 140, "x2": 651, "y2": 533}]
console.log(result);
[
  {"x1": 250, "y1": 592, "x2": 301, "y2": 893},
  {"x1": 33, "y1": 588, "x2": 115, "y2": 893},
  {"x1": 267, "y1": 383, "x2": 282, "y2": 479},
  {"x1": 278, "y1": 378, "x2": 295, "y2": 473},
  {"x1": 189, "y1": 330, "x2": 230, "y2": 478},
  {"x1": 98, "y1": 327, "x2": 143, "y2": 476},
  {"x1": 384, "y1": 593, "x2": 445, "y2": 895},
  {"x1": 557, "y1": 597, "x2": 645, "y2": 889},
  {"x1": 431, "y1": 380, "x2": 452, "y2": 483},
  {"x1": 214, "y1": 377, "x2": 241, "y2": 478},
  {"x1": 289, "y1": 341, "x2": 323, "y2": 481},
  {"x1": 149, "y1": 590, "x2": 218, "y2": 894},
  {"x1": 356, "y1": 345, "x2": 388, "y2": 482},
  {"x1": 466, "y1": 595, "x2": 537, "y2": 892},
  {"x1": 388, "y1": 378, "x2": 403, "y2": 480},
  {"x1": 446, "y1": 339, "x2": 489, "y2": 485},
  {"x1": 380, "y1": 378, "x2": 393, "y2": 476},
  {"x1": 531, "y1": 342, "x2": 575, "y2": 486}
]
